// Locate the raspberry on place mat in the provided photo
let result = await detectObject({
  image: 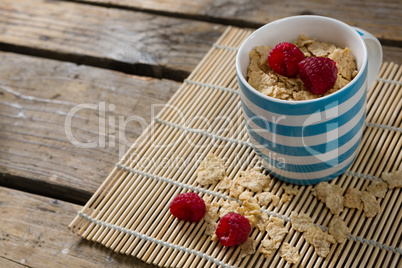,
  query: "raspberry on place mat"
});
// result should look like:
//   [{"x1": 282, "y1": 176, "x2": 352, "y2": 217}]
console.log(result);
[
  {"x1": 268, "y1": 42, "x2": 305, "y2": 77},
  {"x1": 169, "y1": 192, "x2": 206, "y2": 222},
  {"x1": 215, "y1": 213, "x2": 251, "y2": 247},
  {"x1": 298, "y1": 57, "x2": 338, "y2": 95}
]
